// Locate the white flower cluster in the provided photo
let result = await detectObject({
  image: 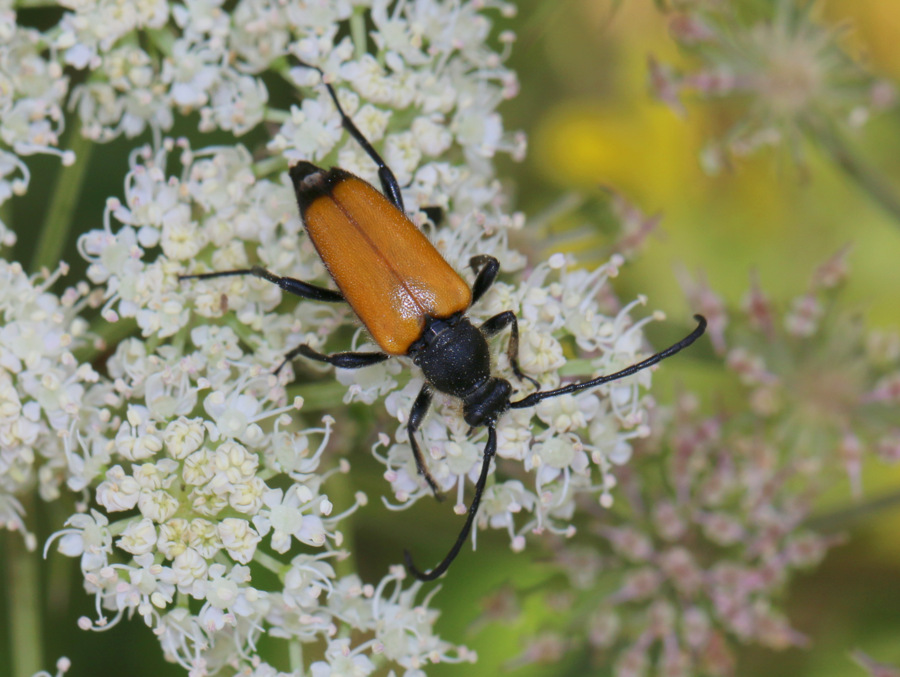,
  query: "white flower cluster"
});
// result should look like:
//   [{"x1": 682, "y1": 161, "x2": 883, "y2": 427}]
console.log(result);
[
  {"x1": 374, "y1": 253, "x2": 656, "y2": 547},
  {"x1": 1, "y1": 0, "x2": 668, "y2": 674},
  {"x1": 43, "y1": 218, "x2": 472, "y2": 671},
  {"x1": 0, "y1": 261, "x2": 102, "y2": 549}
]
